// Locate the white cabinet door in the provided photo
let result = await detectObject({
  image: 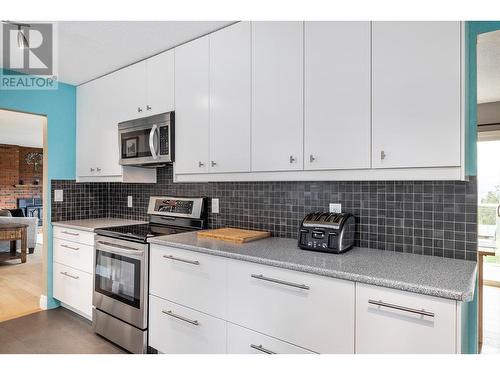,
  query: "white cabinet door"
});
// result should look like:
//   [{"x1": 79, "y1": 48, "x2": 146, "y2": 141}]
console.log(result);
[
  {"x1": 304, "y1": 21, "x2": 371, "y2": 170},
  {"x1": 53, "y1": 262, "x2": 93, "y2": 319},
  {"x1": 146, "y1": 50, "x2": 175, "y2": 116},
  {"x1": 113, "y1": 61, "x2": 147, "y2": 123},
  {"x1": 149, "y1": 245, "x2": 227, "y2": 318},
  {"x1": 76, "y1": 80, "x2": 104, "y2": 177},
  {"x1": 372, "y1": 21, "x2": 461, "y2": 168},
  {"x1": 174, "y1": 36, "x2": 210, "y2": 174},
  {"x1": 251, "y1": 21, "x2": 304, "y2": 171},
  {"x1": 209, "y1": 21, "x2": 251, "y2": 173},
  {"x1": 149, "y1": 295, "x2": 227, "y2": 354},
  {"x1": 226, "y1": 259, "x2": 355, "y2": 353},
  {"x1": 356, "y1": 283, "x2": 457, "y2": 354},
  {"x1": 227, "y1": 323, "x2": 315, "y2": 354}
]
